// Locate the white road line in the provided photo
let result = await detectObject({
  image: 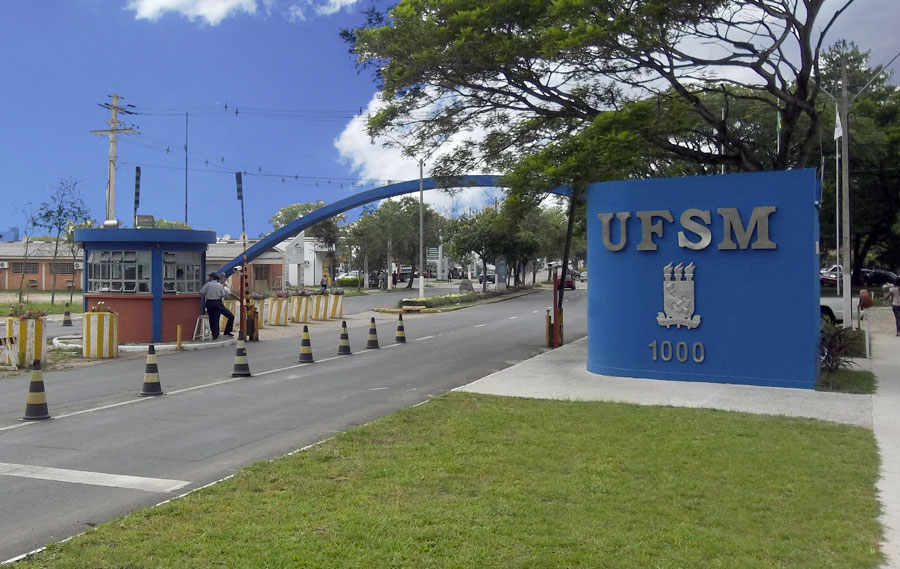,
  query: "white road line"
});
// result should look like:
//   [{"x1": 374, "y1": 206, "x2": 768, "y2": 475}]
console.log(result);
[
  {"x1": 0, "y1": 462, "x2": 189, "y2": 493},
  {"x1": 0, "y1": 422, "x2": 34, "y2": 433},
  {"x1": 509, "y1": 316, "x2": 518, "y2": 320},
  {"x1": 415, "y1": 335, "x2": 435, "y2": 341},
  {"x1": 369, "y1": 387, "x2": 389, "y2": 391},
  {"x1": 473, "y1": 324, "x2": 486, "y2": 328}
]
